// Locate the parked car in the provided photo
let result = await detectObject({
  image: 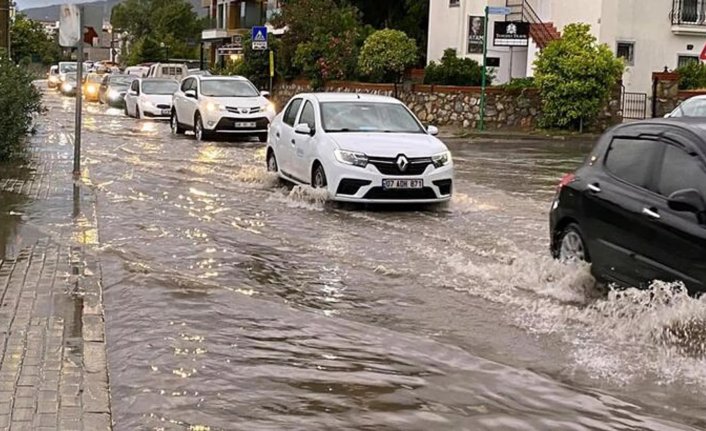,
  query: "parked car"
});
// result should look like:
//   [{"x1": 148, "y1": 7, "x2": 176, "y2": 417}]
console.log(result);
[
  {"x1": 171, "y1": 75, "x2": 275, "y2": 142},
  {"x1": 125, "y1": 66, "x2": 149, "y2": 77},
  {"x1": 124, "y1": 78, "x2": 179, "y2": 119},
  {"x1": 550, "y1": 118, "x2": 706, "y2": 294},
  {"x1": 83, "y1": 73, "x2": 104, "y2": 102},
  {"x1": 47, "y1": 65, "x2": 60, "y2": 88},
  {"x1": 57, "y1": 62, "x2": 87, "y2": 89},
  {"x1": 60, "y1": 72, "x2": 78, "y2": 96},
  {"x1": 147, "y1": 63, "x2": 188, "y2": 81},
  {"x1": 665, "y1": 95, "x2": 706, "y2": 118},
  {"x1": 99, "y1": 74, "x2": 135, "y2": 107},
  {"x1": 264, "y1": 93, "x2": 453, "y2": 204}
]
